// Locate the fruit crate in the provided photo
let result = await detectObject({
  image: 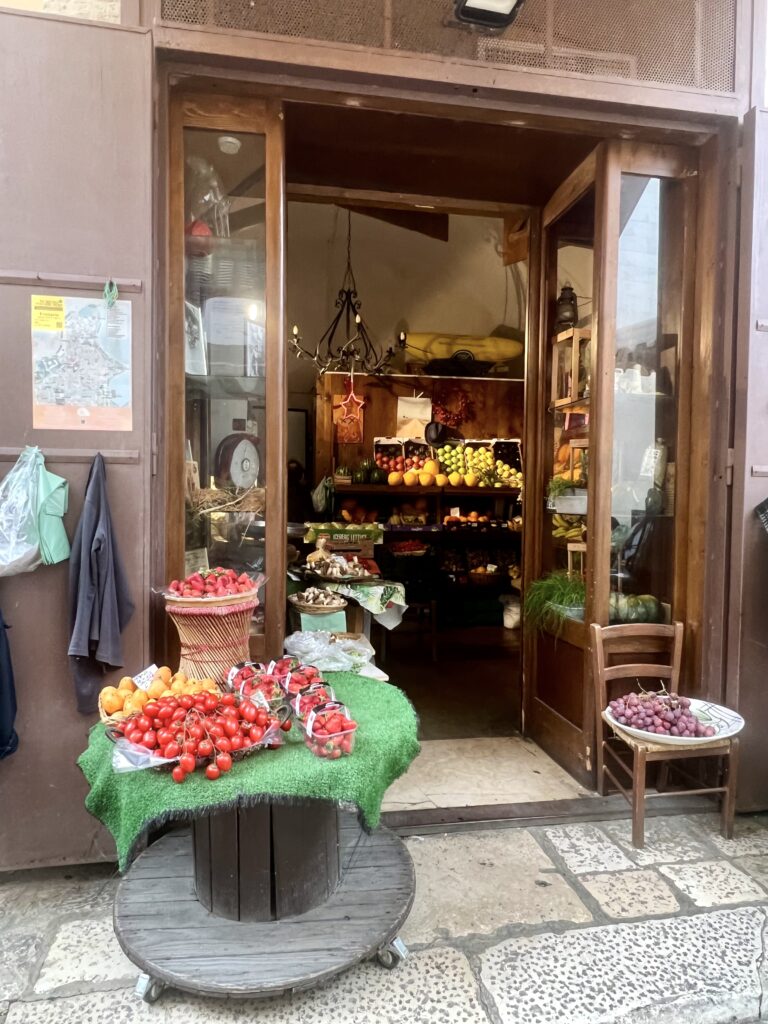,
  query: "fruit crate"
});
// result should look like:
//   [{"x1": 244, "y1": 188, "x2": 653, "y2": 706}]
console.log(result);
[{"x1": 403, "y1": 439, "x2": 433, "y2": 464}]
